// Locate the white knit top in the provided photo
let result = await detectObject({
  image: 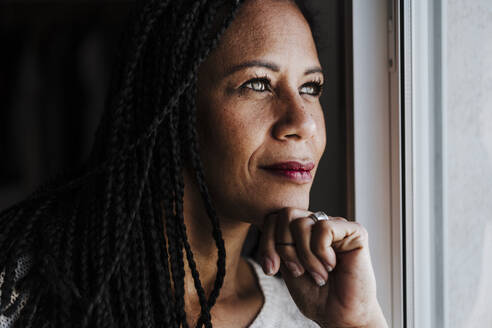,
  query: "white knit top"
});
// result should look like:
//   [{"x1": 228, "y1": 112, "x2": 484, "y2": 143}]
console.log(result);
[
  {"x1": 246, "y1": 258, "x2": 320, "y2": 328},
  {"x1": 0, "y1": 255, "x2": 30, "y2": 328},
  {"x1": 0, "y1": 257, "x2": 320, "y2": 327}
]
